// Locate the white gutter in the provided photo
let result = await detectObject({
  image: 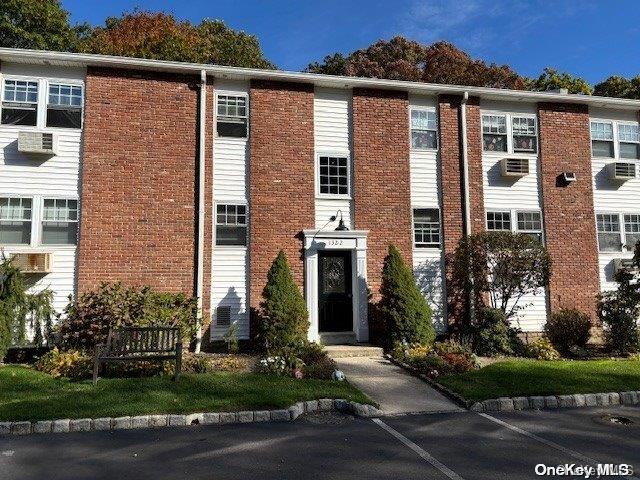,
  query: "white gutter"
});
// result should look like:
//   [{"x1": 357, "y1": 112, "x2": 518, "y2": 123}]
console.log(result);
[
  {"x1": 194, "y1": 69, "x2": 206, "y2": 353},
  {"x1": 460, "y1": 92, "x2": 471, "y2": 237},
  {"x1": 2, "y1": 48, "x2": 640, "y2": 110}
]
